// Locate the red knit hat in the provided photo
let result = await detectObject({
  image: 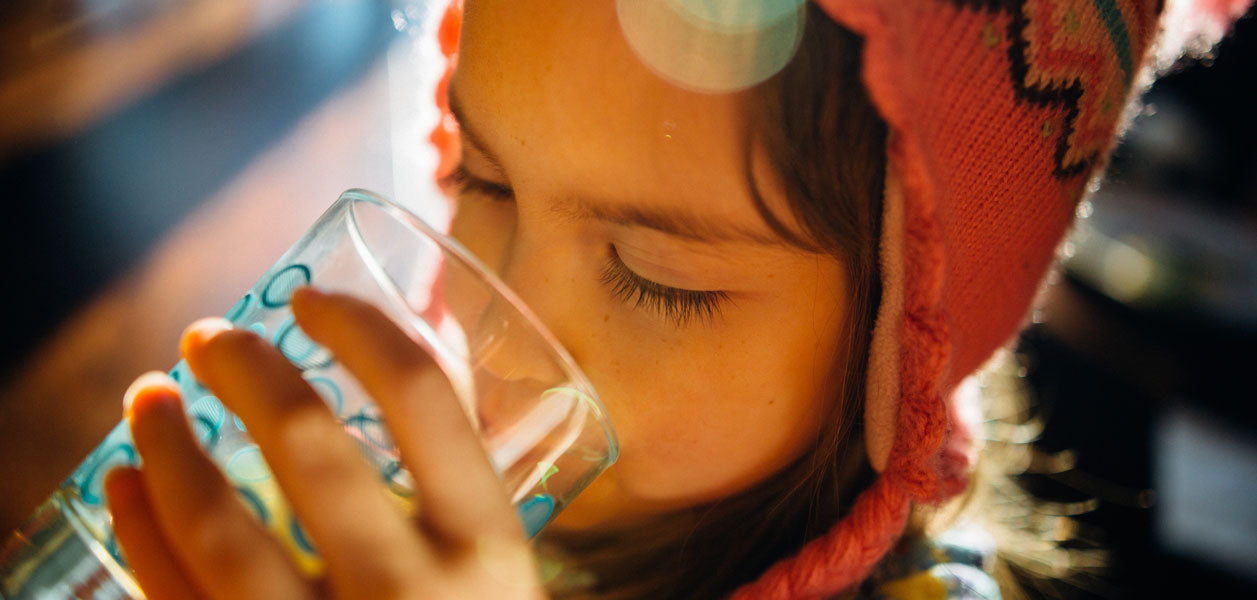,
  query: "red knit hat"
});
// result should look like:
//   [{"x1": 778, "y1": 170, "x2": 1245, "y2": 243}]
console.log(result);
[
  {"x1": 426, "y1": 0, "x2": 1250, "y2": 597},
  {"x1": 735, "y1": 1, "x2": 1250, "y2": 597}
]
